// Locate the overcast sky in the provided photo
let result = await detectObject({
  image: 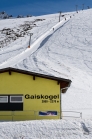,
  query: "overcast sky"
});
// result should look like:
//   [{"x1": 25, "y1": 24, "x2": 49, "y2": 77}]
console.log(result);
[{"x1": 0, "y1": 0, "x2": 92, "y2": 16}]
